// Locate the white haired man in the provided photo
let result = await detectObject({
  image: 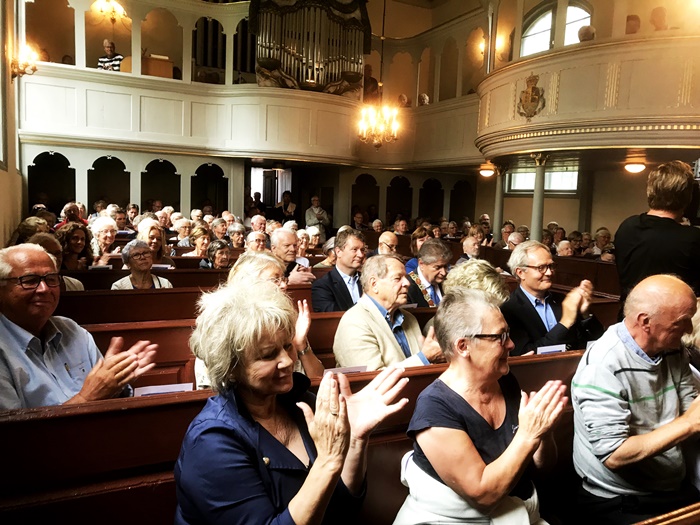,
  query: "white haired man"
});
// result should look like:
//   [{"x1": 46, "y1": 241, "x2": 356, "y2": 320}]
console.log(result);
[
  {"x1": 270, "y1": 228, "x2": 315, "y2": 285},
  {"x1": 333, "y1": 254, "x2": 444, "y2": 371},
  {"x1": 0, "y1": 244, "x2": 157, "y2": 409}
]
